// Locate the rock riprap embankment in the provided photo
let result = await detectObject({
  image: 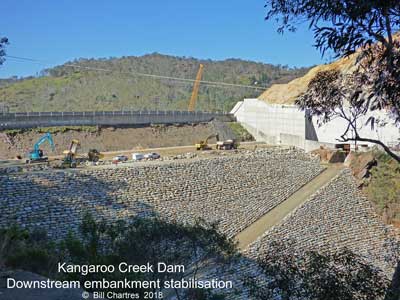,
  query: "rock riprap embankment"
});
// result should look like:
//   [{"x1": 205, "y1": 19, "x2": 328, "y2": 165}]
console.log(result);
[
  {"x1": 0, "y1": 149, "x2": 323, "y2": 238},
  {"x1": 246, "y1": 169, "x2": 400, "y2": 274}
]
